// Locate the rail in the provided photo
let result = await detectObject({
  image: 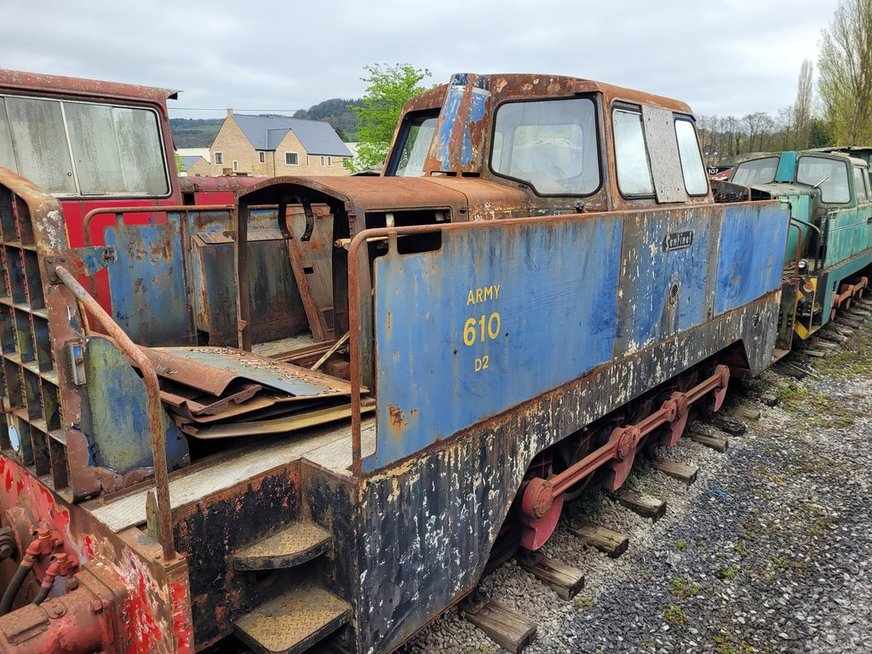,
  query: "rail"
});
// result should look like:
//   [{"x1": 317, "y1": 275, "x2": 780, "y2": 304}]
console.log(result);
[
  {"x1": 81, "y1": 204, "x2": 234, "y2": 247},
  {"x1": 54, "y1": 265, "x2": 175, "y2": 561}
]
